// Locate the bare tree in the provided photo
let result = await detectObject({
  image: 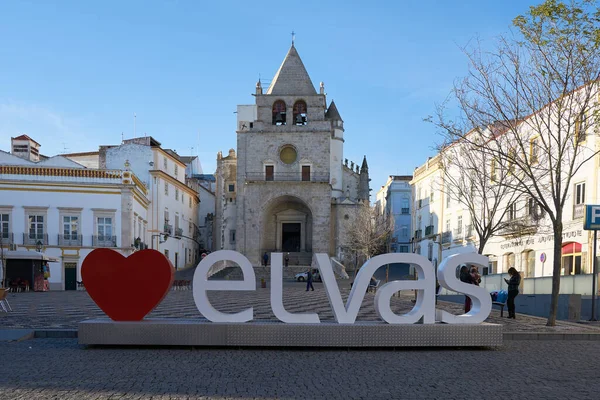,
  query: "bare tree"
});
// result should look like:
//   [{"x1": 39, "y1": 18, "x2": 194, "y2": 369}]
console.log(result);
[
  {"x1": 436, "y1": 132, "x2": 541, "y2": 254},
  {"x1": 346, "y1": 204, "x2": 395, "y2": 277},
  {"x1": 432, "y1": 0, "x2": 600, "y2": 325}
]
